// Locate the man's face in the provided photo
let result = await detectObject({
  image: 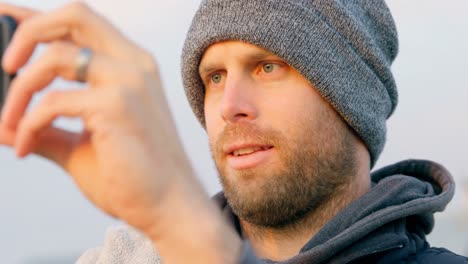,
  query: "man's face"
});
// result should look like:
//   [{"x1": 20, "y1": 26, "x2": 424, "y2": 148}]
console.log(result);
[{"x1": 200, "y1": 41, "x2": 357, "y2": 227}]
